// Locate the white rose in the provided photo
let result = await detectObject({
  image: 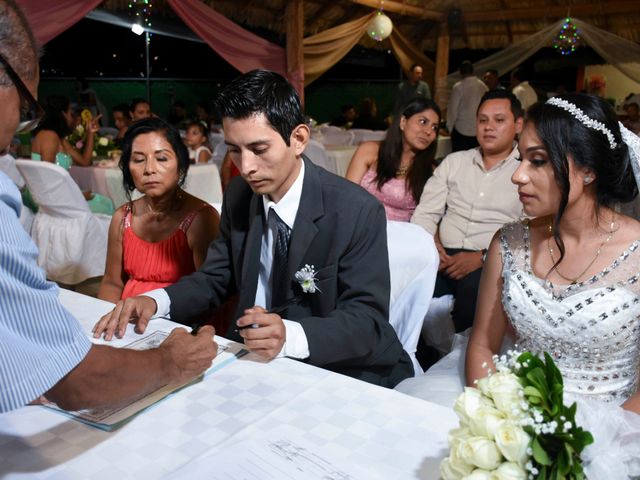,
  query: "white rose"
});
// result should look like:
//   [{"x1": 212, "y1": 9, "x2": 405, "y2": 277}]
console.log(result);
[
  {"x1": 454, "y1": 387, "x2": 495, "y2": 425},
  {"x1": 440, "y1": 458, "x2": 463, "y2": 480},
  {"x1": 448, "y1": 426, "x2": 472, "y2": 449},
  {"x1": 449, "y1": 441, "x2": 475, "y2": 476},
  {"x1": 492, "y1": 462, "x2": 527, "y2": 480},
  {"x1": 76, "y1": 124, "x2": 84, "y2": 135},
  {"x1": 486, "y1": 372, "x2": 523, "y2": 415},
  {"x1": 458, "y1": 436, "x2": 503, "y2": 471},
  {"x1": 464, "y1": 469, "x2": 493, "y2": 479},
  {"x1": 92, "y1": 150, "x2": 97, "y2": 157},
  {"x1": 476, "y1": 376, "x2": 490, "y2": 396},
  {"x1": 494, "y1": 422, "x2": 530, "y2": 465},
  {"x1": 98, "y1": 137, "x2": 109, "y2": 146},
  {"x1": 468, "y1": 406, "x2": 506, "y2": 440}
]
